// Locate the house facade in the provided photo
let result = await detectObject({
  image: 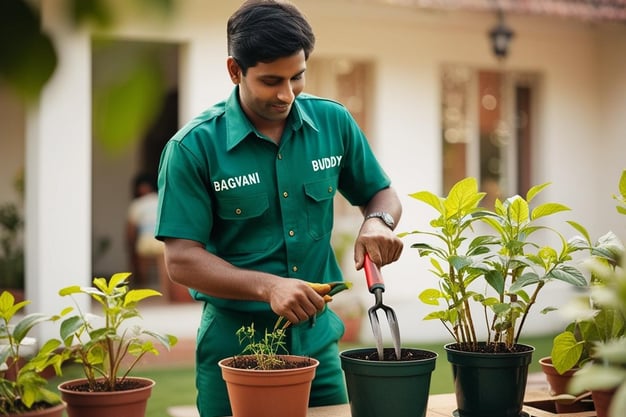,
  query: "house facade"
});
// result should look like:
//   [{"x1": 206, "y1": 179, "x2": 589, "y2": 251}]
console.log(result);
[{"x1": 1, "y1": 0, "x2": 625, "y2": 342}]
